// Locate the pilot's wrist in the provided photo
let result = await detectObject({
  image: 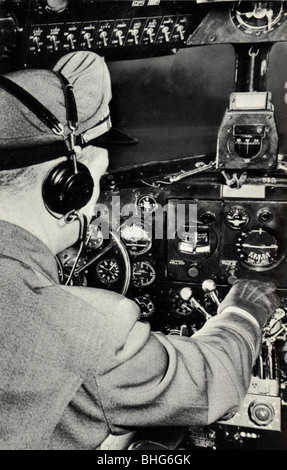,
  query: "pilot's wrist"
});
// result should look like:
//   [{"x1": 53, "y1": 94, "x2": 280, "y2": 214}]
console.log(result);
[
  {"x1": 218, "y1": 306, "x2": 261, "y2": 329},
  {"x1": 218, "y1": 300, "x2": 269, "y2": 329}
]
